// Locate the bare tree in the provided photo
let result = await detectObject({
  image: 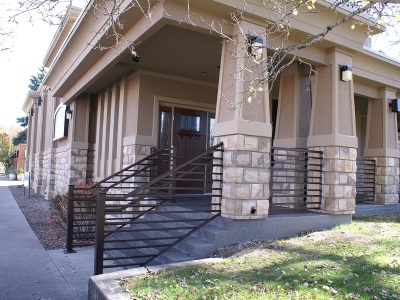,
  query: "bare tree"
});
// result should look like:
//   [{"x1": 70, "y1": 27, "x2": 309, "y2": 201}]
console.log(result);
[{"x1": 2, "y1": 0, "x2": 399, "y2": 88}]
